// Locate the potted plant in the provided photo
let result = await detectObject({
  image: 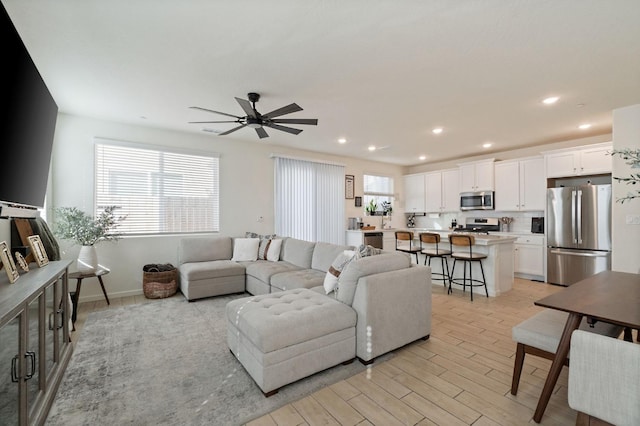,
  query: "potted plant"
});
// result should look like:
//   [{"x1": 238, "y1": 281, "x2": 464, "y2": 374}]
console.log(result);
[
  {"x1": 54, "y1": 206, "x2": 126, "y2": 271},
  {"x1": 365, "y1": 199, "x2": 378, "y2": 216}
]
